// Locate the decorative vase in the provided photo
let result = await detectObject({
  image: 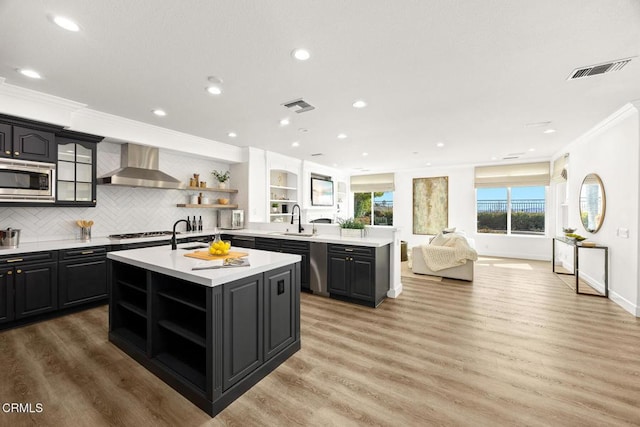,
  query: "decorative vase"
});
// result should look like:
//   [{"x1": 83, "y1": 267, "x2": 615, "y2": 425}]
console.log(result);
[{"x1": 218, "y1": 181, "x2": 227, "y2": 189}]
